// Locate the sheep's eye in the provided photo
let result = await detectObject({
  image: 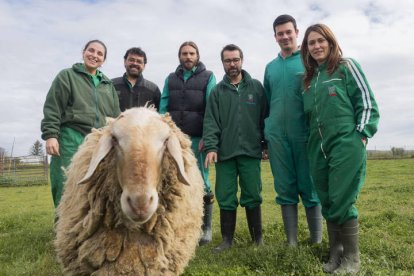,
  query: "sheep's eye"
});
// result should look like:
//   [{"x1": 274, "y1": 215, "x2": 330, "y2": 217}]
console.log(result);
[{"x1": 112, "y1": 135, "x2": 118, "y2": 146}]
